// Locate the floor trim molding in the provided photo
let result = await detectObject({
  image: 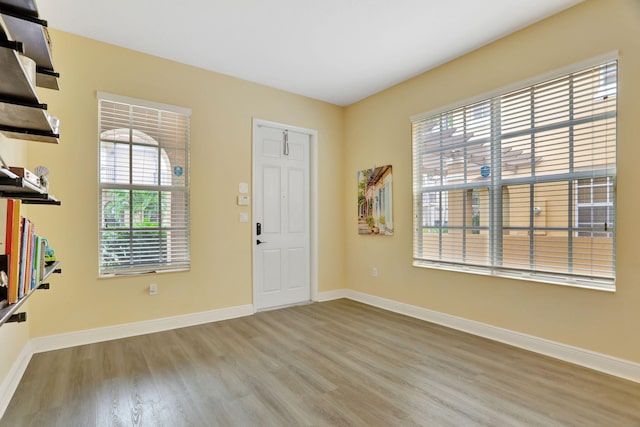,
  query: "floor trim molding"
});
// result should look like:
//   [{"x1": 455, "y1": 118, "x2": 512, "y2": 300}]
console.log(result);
[
  {"x1": 344, "y1": 289, "x2": 640, "y2": 383},
  {"x1": 30, "y1": 304, "x2": 255, "y2": 354},
  {"x1": 316, "y1": 289, "x2": 349, "y2": 302},
  {"x1": 0, "y1": 341, "x2": 34, "y2": 418}
]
